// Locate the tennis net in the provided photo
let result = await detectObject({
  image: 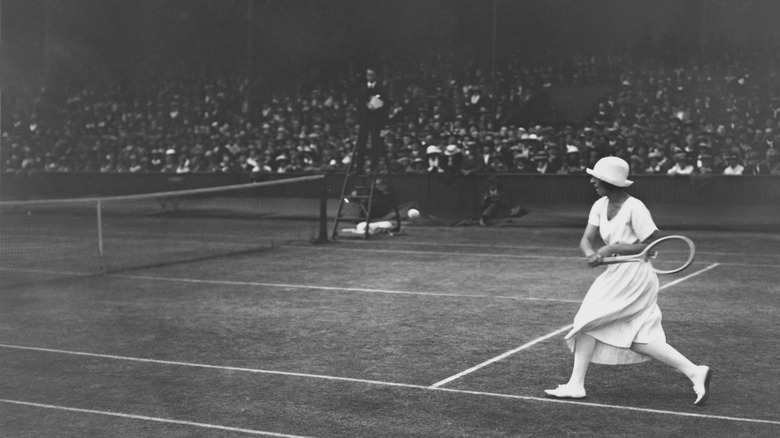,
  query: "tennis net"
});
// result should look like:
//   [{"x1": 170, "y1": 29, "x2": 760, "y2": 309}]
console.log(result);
[{"x1": 0, "y1": 175, "x2": 328, "y2": 289}]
